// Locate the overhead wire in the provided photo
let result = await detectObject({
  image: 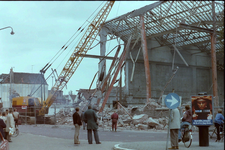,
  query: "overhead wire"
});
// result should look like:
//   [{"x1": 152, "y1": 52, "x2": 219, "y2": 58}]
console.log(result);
[
  {"x1": 50, "y1": 1, "x2": 105, "y2": 71},
  {"x1": 42, "y1": 2, "x2": 105, "y2": 73}
]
